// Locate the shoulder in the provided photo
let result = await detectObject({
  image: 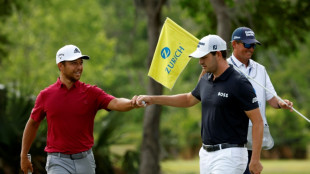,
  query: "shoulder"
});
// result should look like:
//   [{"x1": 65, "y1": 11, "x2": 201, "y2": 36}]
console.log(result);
[
  {"x1": 231, "y1": 69, "x2": 249, "y2": 84},
  {"x1": 229, "y1": 68, "x2": 252, "y2": 90},
  {"x1": 251, "y1": 59, "x2": 266, "y2": 71},
  {"x1": 78, "y1": 82, "x2": 111, "y2": 95},
  {"x1": 40, "y1": 81, "x2": 58, "y2": 94},
  {"x1": 35, "y1": 82, "x2": 58, "y2": 101},
  {"x1": 79, "y1": 82, "x2": 100, "y2": 92}
]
